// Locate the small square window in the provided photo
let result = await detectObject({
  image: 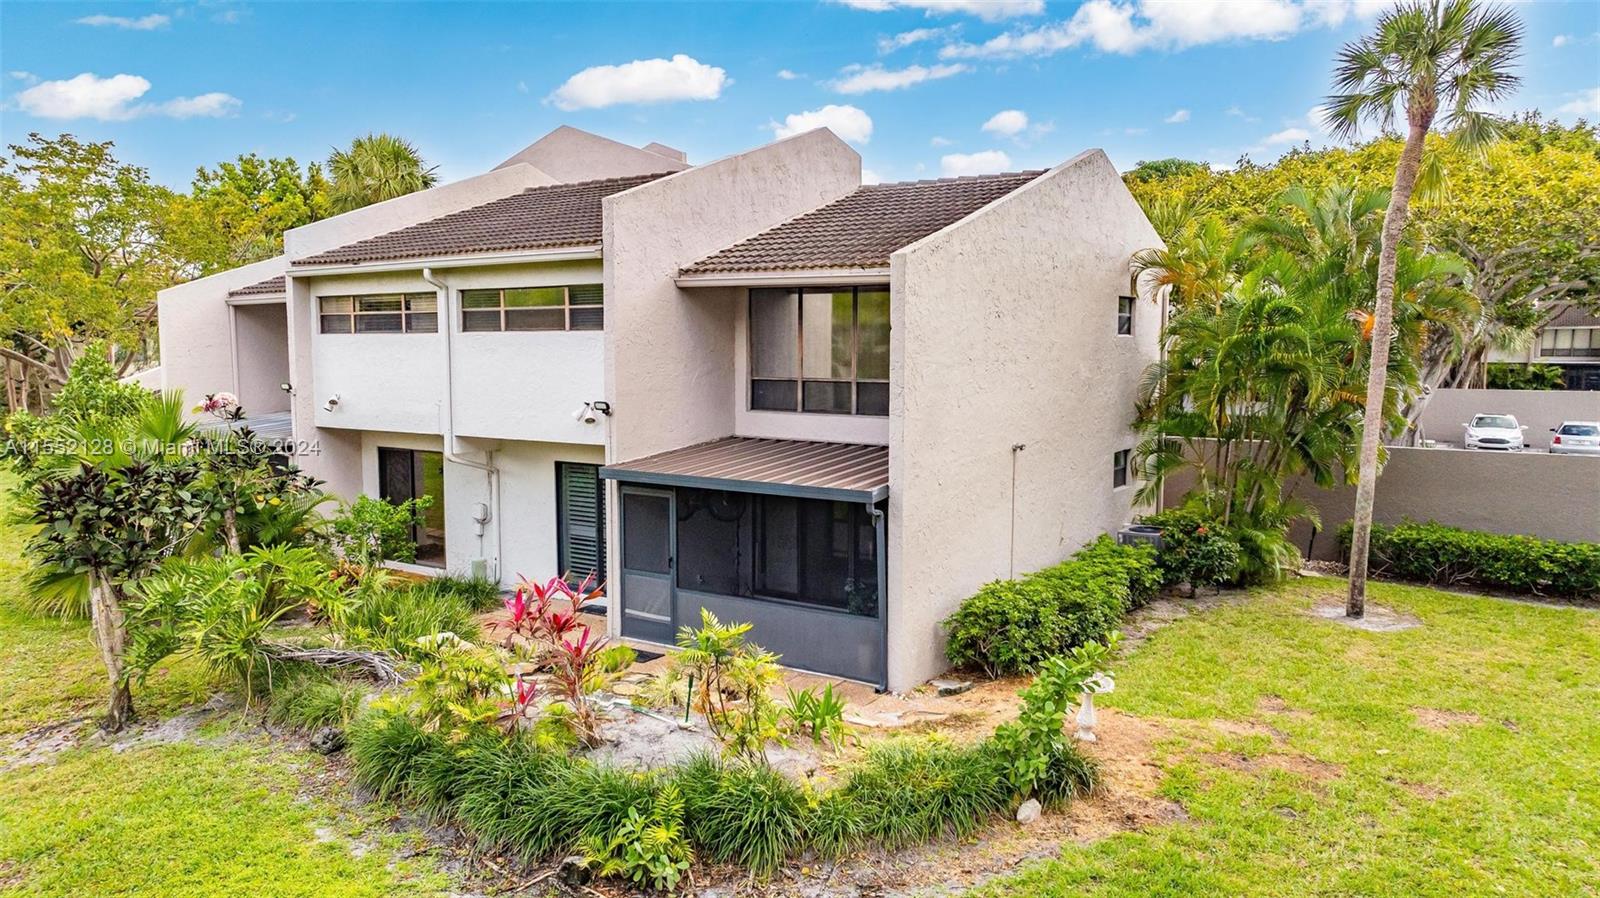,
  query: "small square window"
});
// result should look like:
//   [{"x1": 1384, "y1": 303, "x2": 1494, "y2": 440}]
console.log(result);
[
  {"x1": 1117, "y1": 296, "x2": 1135, "y2": 336},
  {"x1": 1113, "y1": 449, "x2": 1131, "y2": 489}
]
